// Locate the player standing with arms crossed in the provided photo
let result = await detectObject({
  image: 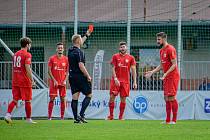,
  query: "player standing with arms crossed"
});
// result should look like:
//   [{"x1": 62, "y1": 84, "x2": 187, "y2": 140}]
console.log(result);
[
  {"x1": 145, "y1": 32, "x2": 180, "y2": 124},
  {"x1": 4, "y1": 37, "x2": 36, "y2": 124},
  {"x1": 48, "y1": 42, "x2": 69, "y2": 120},
  {"x1": 107, "y1": 41, "x2": 137, "y2": 120}
]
